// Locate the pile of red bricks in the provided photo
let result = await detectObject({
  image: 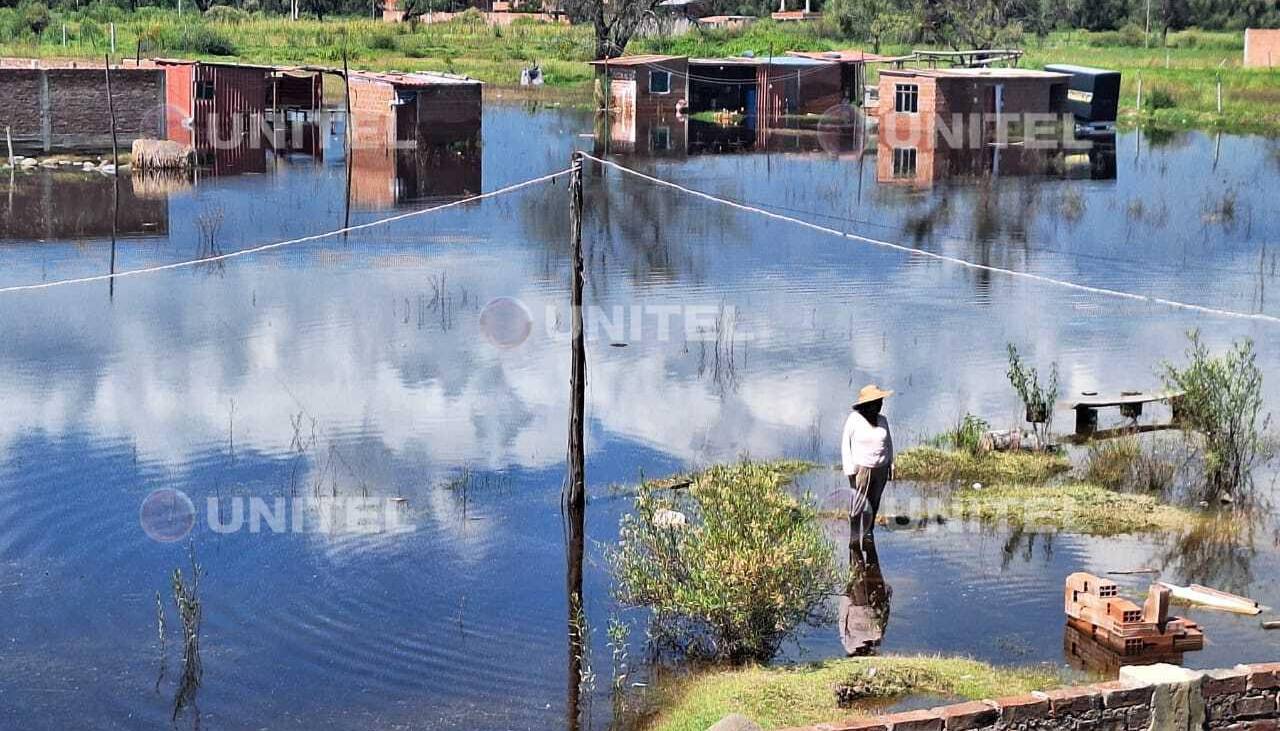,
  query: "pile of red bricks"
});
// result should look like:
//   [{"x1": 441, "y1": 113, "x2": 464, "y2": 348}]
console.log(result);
[{"x1": 782, "y1": 662, "x2": 1280, "y2": 731}]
